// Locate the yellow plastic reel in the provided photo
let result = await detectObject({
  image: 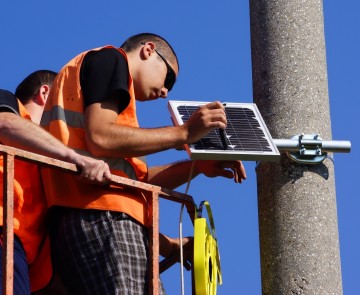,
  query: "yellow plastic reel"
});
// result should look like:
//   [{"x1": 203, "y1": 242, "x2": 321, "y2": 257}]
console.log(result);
[{"x1": 194, "y1": 201, "x2": 222, "y2": 295}]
